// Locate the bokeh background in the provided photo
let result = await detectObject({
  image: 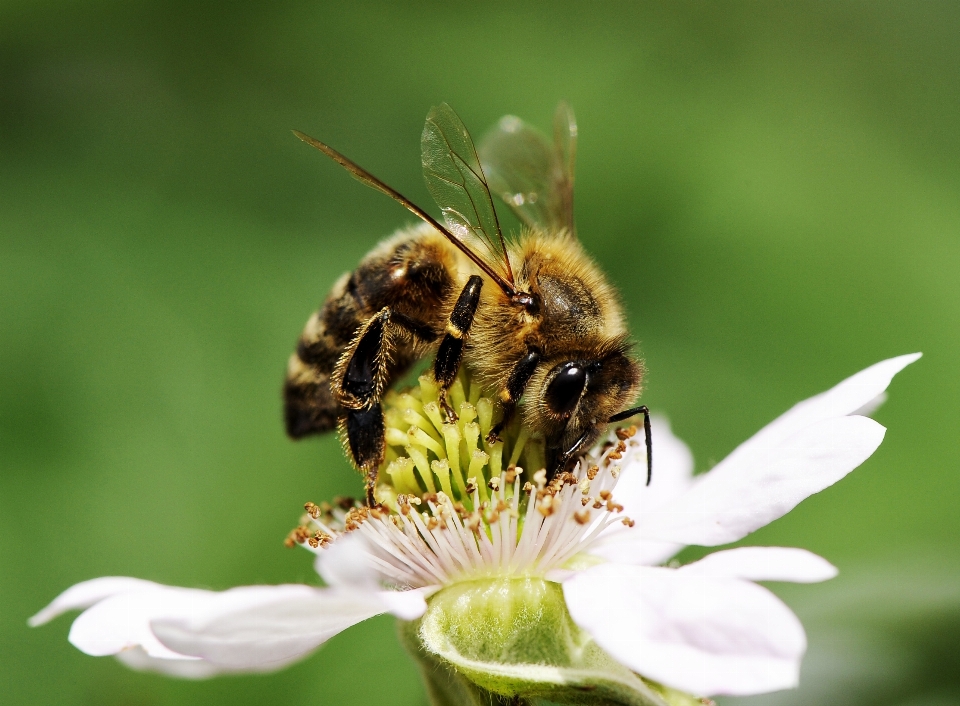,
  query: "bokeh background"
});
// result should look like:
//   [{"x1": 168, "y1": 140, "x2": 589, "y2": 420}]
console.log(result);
[{"x1": 2, "y1": 2, "x2": 958, "y2": 704}]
